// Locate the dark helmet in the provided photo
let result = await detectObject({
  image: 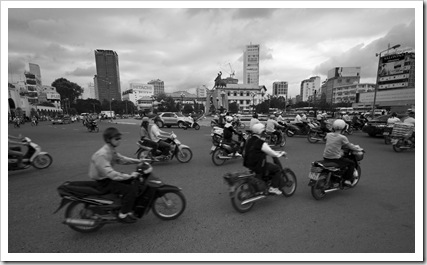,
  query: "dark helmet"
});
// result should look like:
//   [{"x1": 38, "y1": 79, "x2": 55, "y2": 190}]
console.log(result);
[
  {"x1": 103, "y1": 127, "x2": 122, "y2": 143},
  {"x1": 253, "y1": 113, "x2": 258, "y2": 118},
  {"x1": 391, "y1": 112, "x2": 397, "y2": 117}
]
